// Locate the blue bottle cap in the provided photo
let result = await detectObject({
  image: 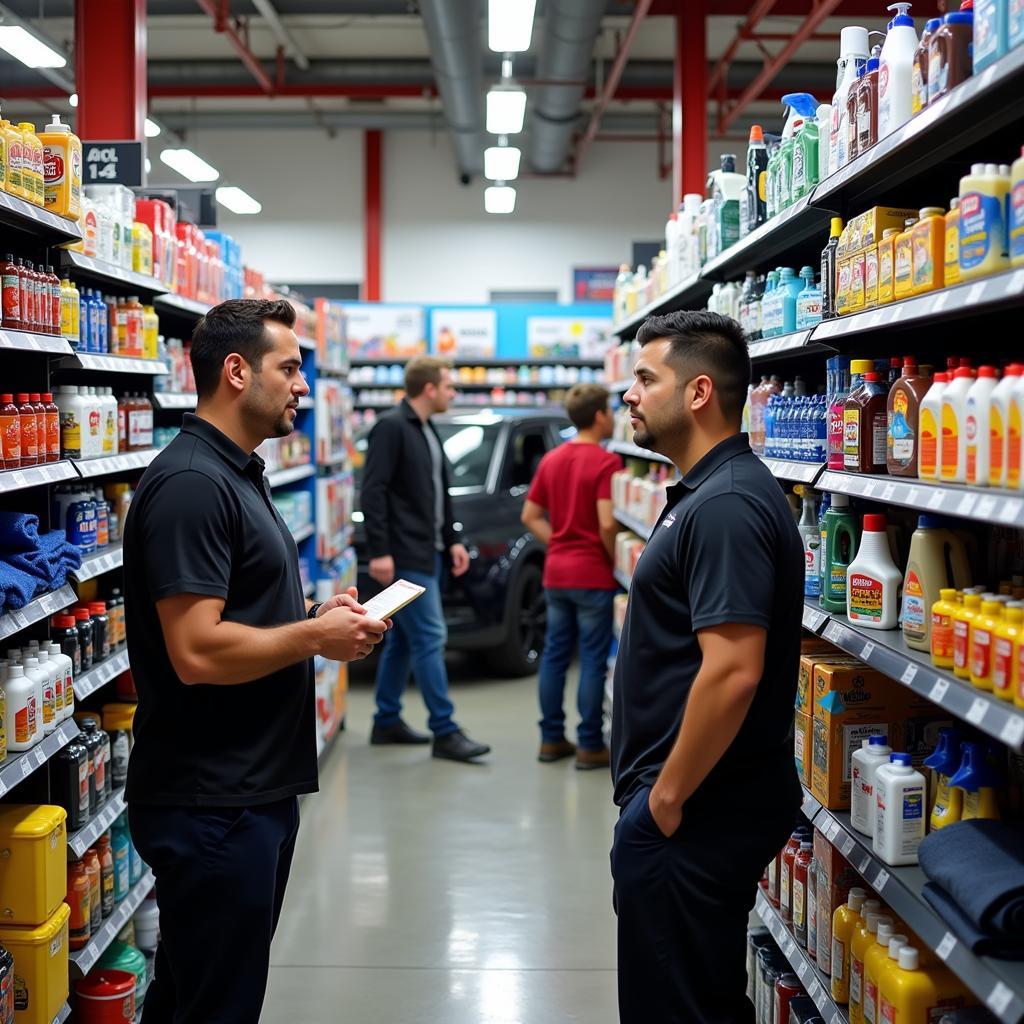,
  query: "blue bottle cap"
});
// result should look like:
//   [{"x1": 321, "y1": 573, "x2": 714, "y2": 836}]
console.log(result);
[
  {"x1": 917, "y1": 514, "x2": 943, "y2": 529},
  {"x1": 925, "y1": 16, "x2": 941, "y2": 30},
  {"x1": 890, "y1": 753, "x2": 912, "y2": 766},
  {"x1": 869, "y1": 734, "x2": 889, "y2": 746},
  {"x1": 944, "y1": 11, "x2": 972, "y2": 22}
]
